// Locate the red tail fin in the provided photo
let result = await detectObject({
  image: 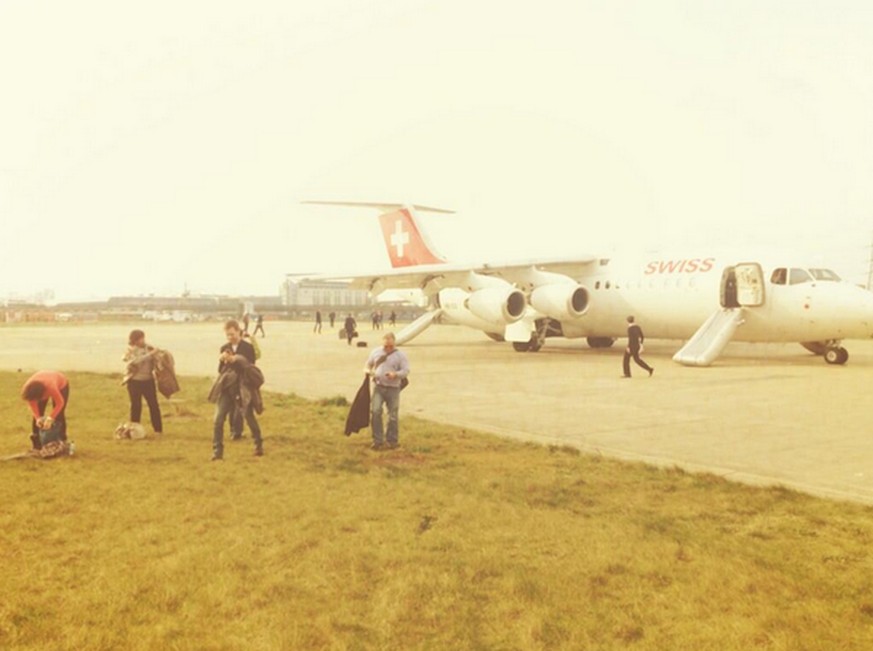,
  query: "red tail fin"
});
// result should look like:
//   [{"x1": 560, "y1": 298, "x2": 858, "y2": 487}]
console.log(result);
[
  {"x1": 378, "y1": 208, "x2": 446, "y2": 268},
  {"x1": 301, "y1": 201, "x2": 451, "y2": 268}
]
